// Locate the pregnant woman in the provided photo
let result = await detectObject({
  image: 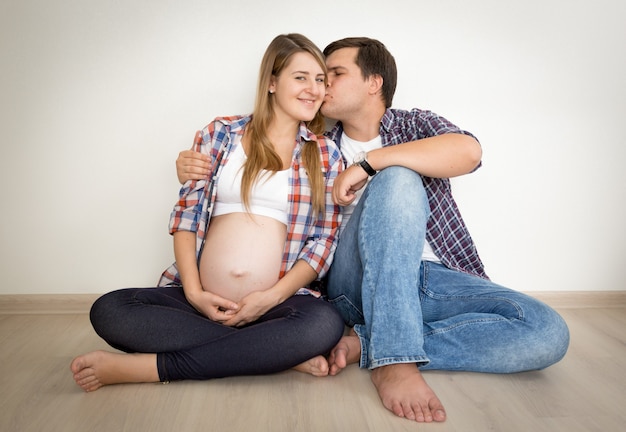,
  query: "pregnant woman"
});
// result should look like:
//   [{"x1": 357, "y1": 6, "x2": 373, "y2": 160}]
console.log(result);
[{"x1": 71, "y1": 33, "x2": 345, "y2": 391}]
